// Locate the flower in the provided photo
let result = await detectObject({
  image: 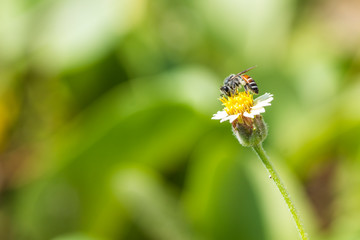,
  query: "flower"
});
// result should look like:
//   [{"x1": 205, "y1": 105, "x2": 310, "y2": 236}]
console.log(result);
[
  {"x1": 212, "y1": 91, "x2": 273, "y2": 146},
  {"x1": 212, "y1": 92, "x2": 273, "y2": 124}
]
